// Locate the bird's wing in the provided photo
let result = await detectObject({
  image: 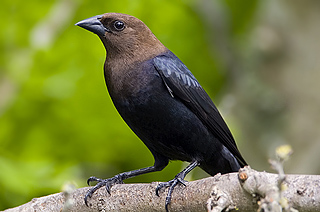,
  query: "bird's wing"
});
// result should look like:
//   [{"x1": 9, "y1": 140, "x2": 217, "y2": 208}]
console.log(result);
[{"x1": 153, "y1": 53, "x2": 247, "y2": 166}]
